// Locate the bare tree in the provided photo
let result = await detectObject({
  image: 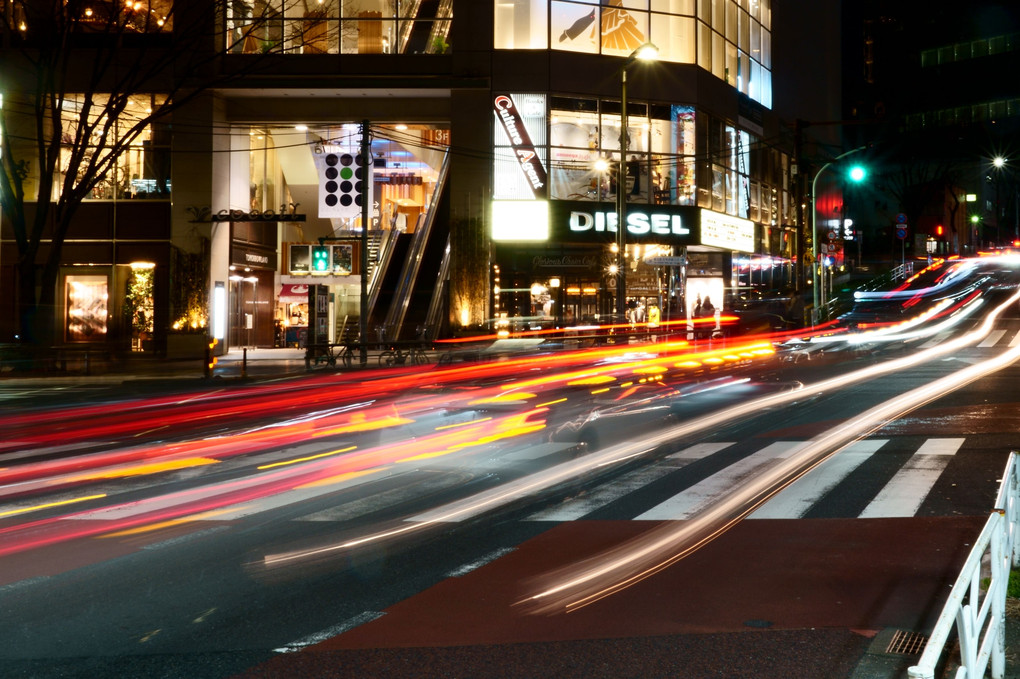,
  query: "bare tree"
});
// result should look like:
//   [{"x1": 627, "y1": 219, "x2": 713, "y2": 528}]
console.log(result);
[{"x1": 0, "y1": 0, "x2": 306, "y2": 349}]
